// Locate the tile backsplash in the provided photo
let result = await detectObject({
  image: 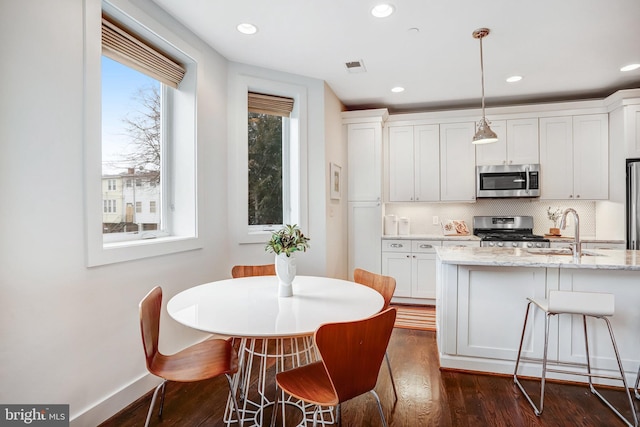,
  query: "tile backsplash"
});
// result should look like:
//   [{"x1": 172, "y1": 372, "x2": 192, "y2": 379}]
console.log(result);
[{"x1": 384, "y1": 199, "x2": 596, "y2": 237}]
